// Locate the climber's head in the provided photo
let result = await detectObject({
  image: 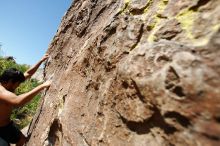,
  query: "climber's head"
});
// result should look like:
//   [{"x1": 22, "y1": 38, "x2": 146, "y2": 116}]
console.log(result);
[{"x1": 0, "y1": 68, "x2": 25, "y2": 92}]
